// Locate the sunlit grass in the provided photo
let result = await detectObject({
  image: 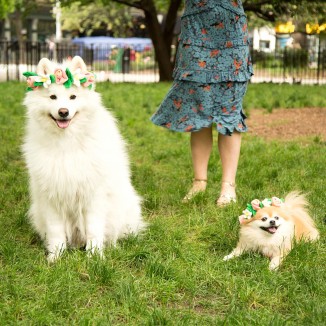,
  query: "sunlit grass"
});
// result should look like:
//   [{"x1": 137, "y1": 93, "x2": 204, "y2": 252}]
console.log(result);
[{"x1": 0, "y1": 82, "x2": 325, "y2": 324}]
